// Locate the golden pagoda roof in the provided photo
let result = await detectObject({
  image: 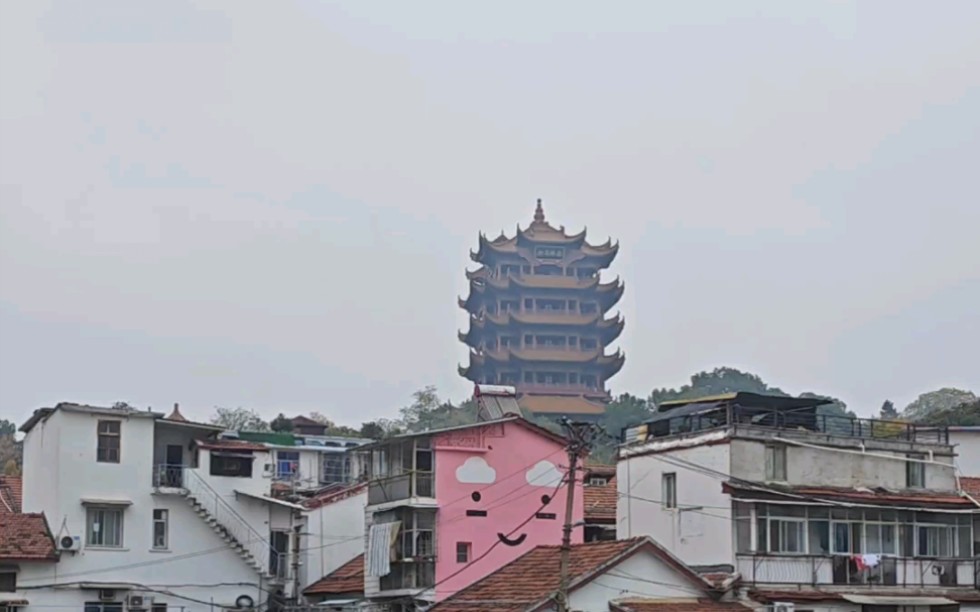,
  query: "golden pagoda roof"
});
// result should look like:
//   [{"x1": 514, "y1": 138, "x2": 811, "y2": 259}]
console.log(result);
[{"x1": 518, "y1": 394, "x2": 607, "y2": 416}]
